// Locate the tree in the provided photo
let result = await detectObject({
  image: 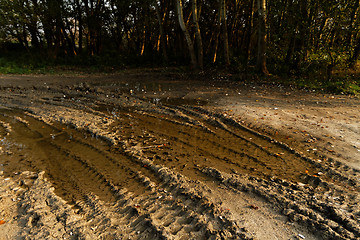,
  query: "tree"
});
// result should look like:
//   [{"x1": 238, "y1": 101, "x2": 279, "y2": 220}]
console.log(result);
[
  {"x1": 192, "y1": 0, "x2": 203, "y2": 69},
  {"x1": 350, "y1": 37, "x2": 360, "y2": 69},
  {"x1": 0, "y1": 0, "x2": 359, "y2": 75},
  {"x1": 175, "y1": 0, "x2": 197, "y2": 69},
  {"x1": 154, "y1": 0, "x2": 168, "y2": 61},
  {"x1": 220, "y1": 0, "x2": 230, "y2": 66},
  {"x1": 256, "y1": 0, "x2": 269, "y2": 75}
]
